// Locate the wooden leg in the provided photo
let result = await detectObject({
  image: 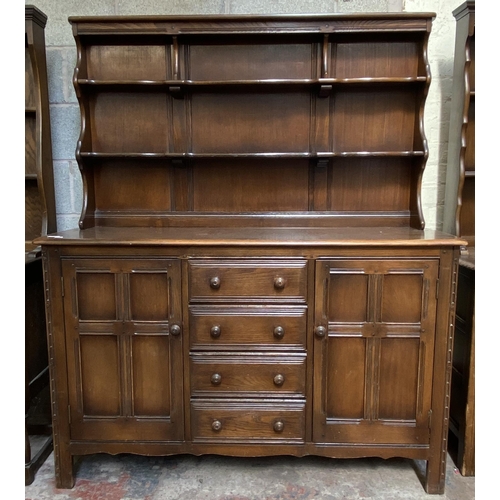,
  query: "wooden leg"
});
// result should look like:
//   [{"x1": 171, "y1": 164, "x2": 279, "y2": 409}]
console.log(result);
[
  {"x1": 54, "y1": 444, "x2": 75, "y2": 489},
  {"x1": 25, "y1": 425, "x2": 35, "y2": 486},
  {"x1": 425, "y1": 455, "x2": 446, "y2": 494}
]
